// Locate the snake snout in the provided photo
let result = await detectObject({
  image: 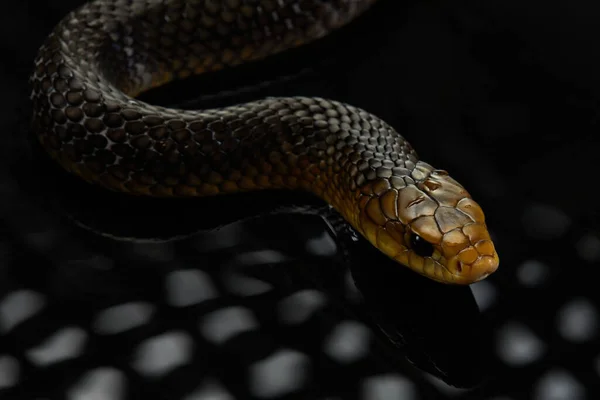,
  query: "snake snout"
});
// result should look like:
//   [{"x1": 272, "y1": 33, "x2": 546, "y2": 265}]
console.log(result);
[
  {"x1": 461, "y1": 254, "x2": 499, "y2": 282},
  {"x1": 446, "y1": 240, "x2": 499, "y2": 284}
]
